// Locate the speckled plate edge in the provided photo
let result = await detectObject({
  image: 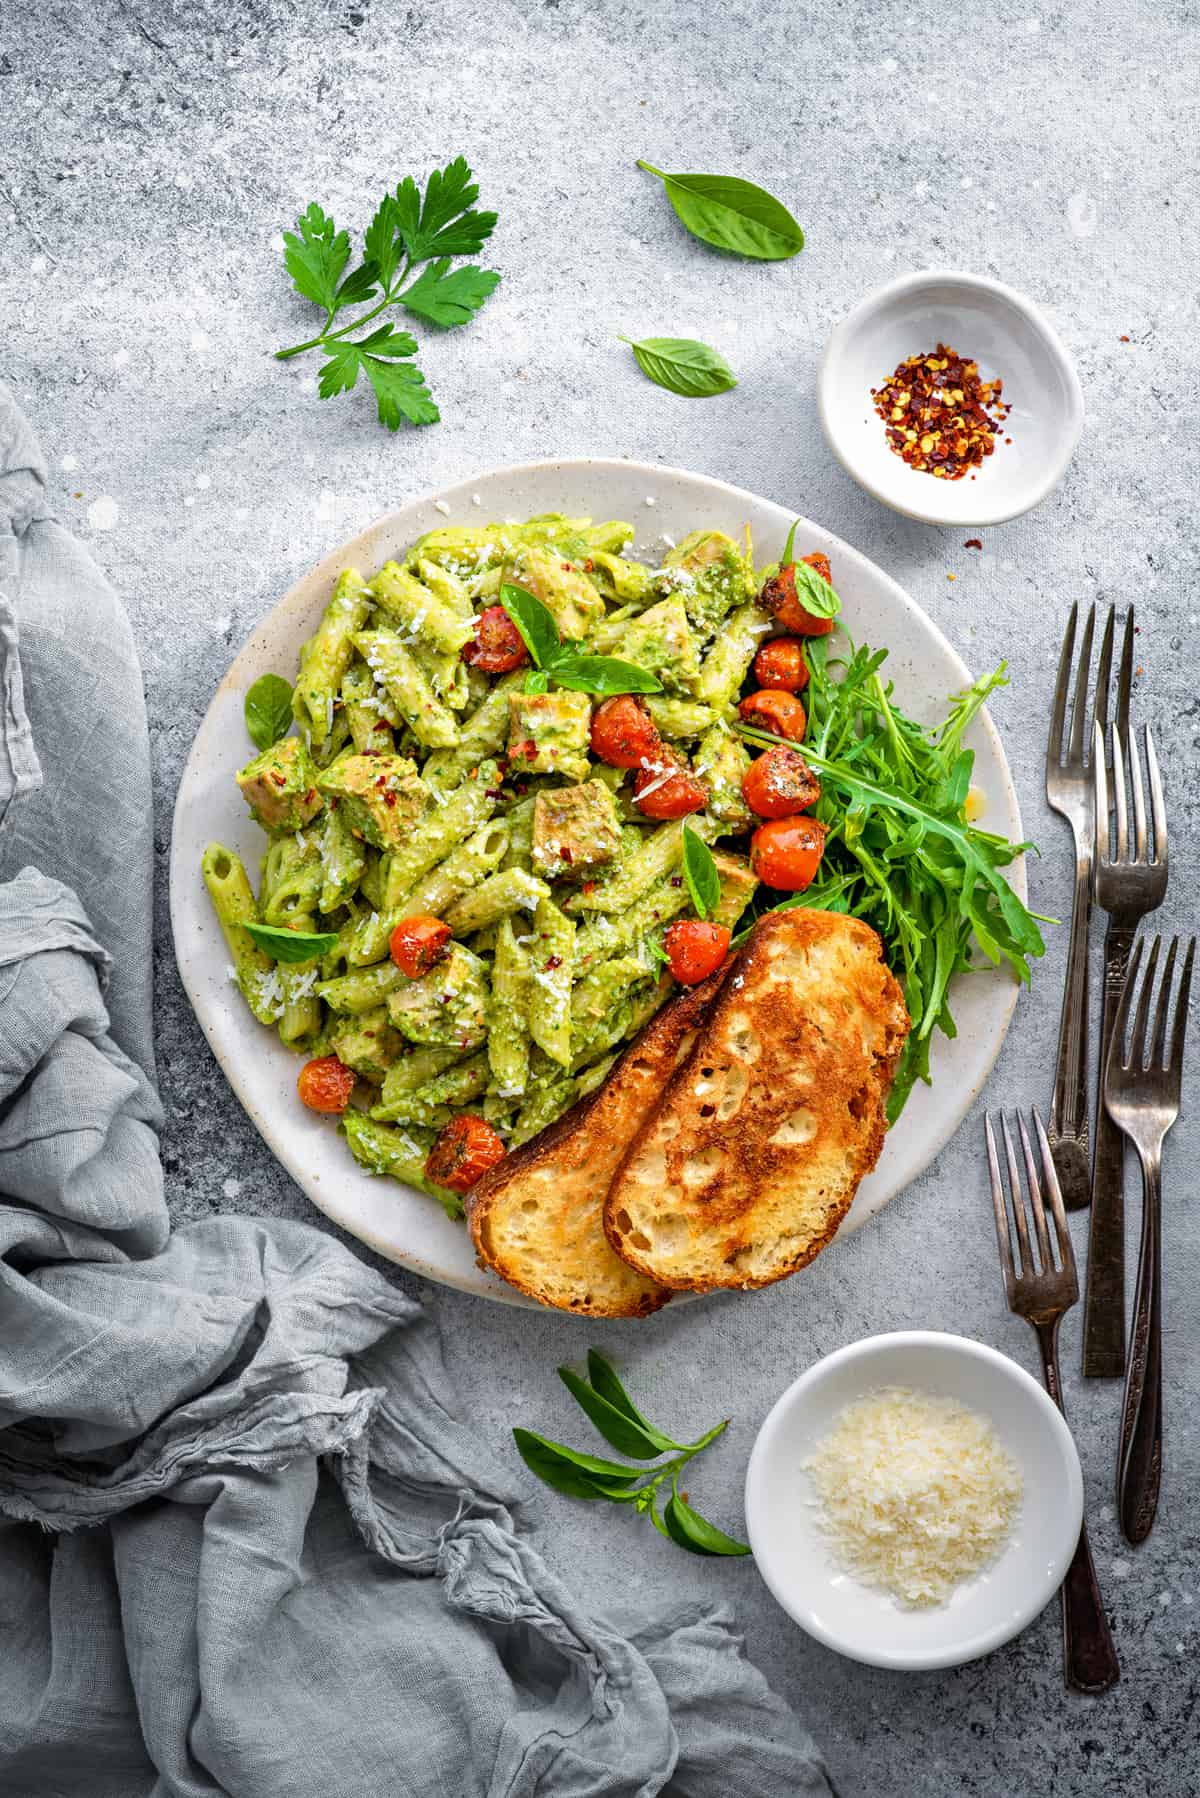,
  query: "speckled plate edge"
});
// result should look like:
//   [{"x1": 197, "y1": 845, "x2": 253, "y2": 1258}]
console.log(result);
[{"x1": 170, "y1": 457, "x2": 1027, "y2": 1309}]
